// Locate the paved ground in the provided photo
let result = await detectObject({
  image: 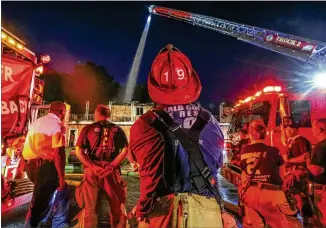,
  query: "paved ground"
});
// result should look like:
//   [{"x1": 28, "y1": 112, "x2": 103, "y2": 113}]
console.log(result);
[
  {"x1": 2, "y1": 167, "x2": 242, "y2": 228},
  {"x1": 1, "y1": 174, "x2": 140, "y2": 228}
]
